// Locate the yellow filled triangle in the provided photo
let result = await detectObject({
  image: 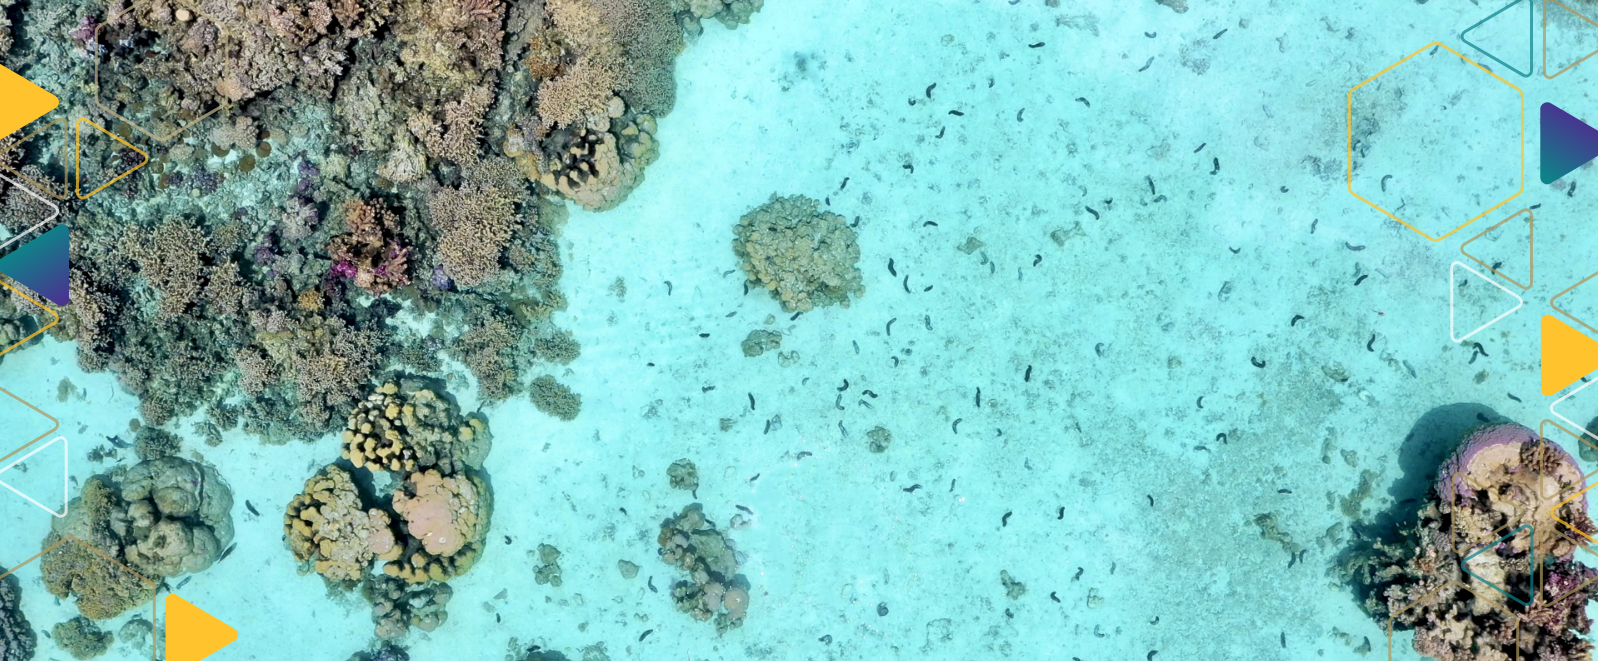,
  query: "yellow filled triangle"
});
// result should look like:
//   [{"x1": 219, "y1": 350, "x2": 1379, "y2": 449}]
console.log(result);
[
  {"x1": 1543, "y1": 315, "x2": 1598, "y2": 395},
  {"x1": 165, "y1": 595, "x2": 237, "y2": 661},
  {"x1": 0, "y1": 65, "x2": 58, "y2": 141}
]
